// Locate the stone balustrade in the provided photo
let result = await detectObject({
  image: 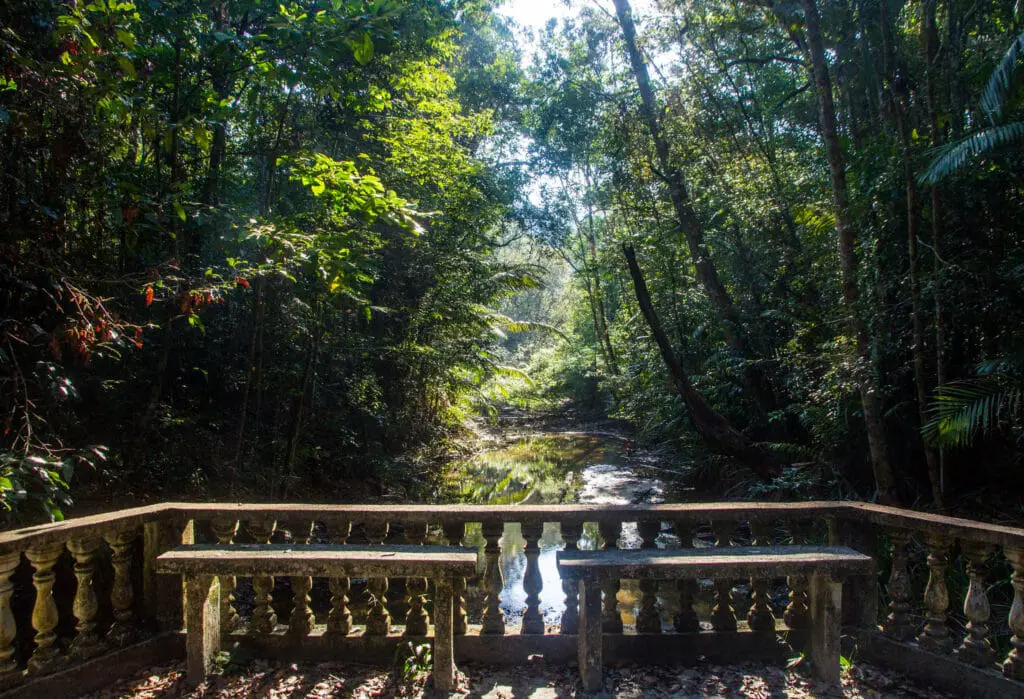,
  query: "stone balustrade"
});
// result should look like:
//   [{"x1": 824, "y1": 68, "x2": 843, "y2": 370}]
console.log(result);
[{"x1": 0, "y1": 501, "x2": 1020, "y2": 698}]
